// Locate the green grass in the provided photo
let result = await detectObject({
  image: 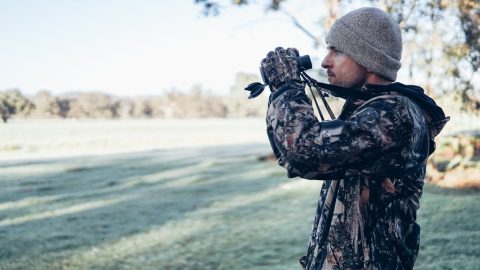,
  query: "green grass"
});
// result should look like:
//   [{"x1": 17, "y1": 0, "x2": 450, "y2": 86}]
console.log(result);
[
  {"x1": 0, "y1": 144, "x2": 479, "y2": 270},
  {"x1": 415, "y1": 185, "x2": 480, "y2": 269}
]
